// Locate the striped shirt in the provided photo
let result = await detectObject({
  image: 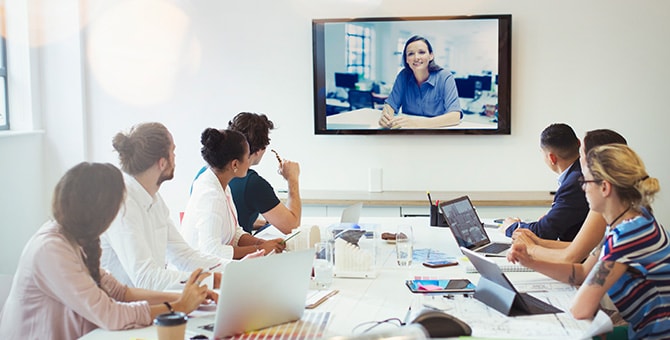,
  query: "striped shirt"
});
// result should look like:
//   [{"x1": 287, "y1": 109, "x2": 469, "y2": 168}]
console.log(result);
[{"x1": 602, "y1": 207, "x2": 670, "y2": 339}]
